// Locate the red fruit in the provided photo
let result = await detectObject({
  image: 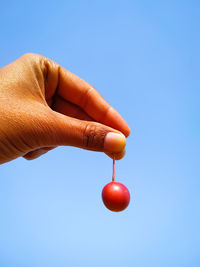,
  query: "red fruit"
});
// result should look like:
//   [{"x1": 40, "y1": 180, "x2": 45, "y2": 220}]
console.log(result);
[{"x1": 102, "y1": 181, "x2": 130, "y2": 212}]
